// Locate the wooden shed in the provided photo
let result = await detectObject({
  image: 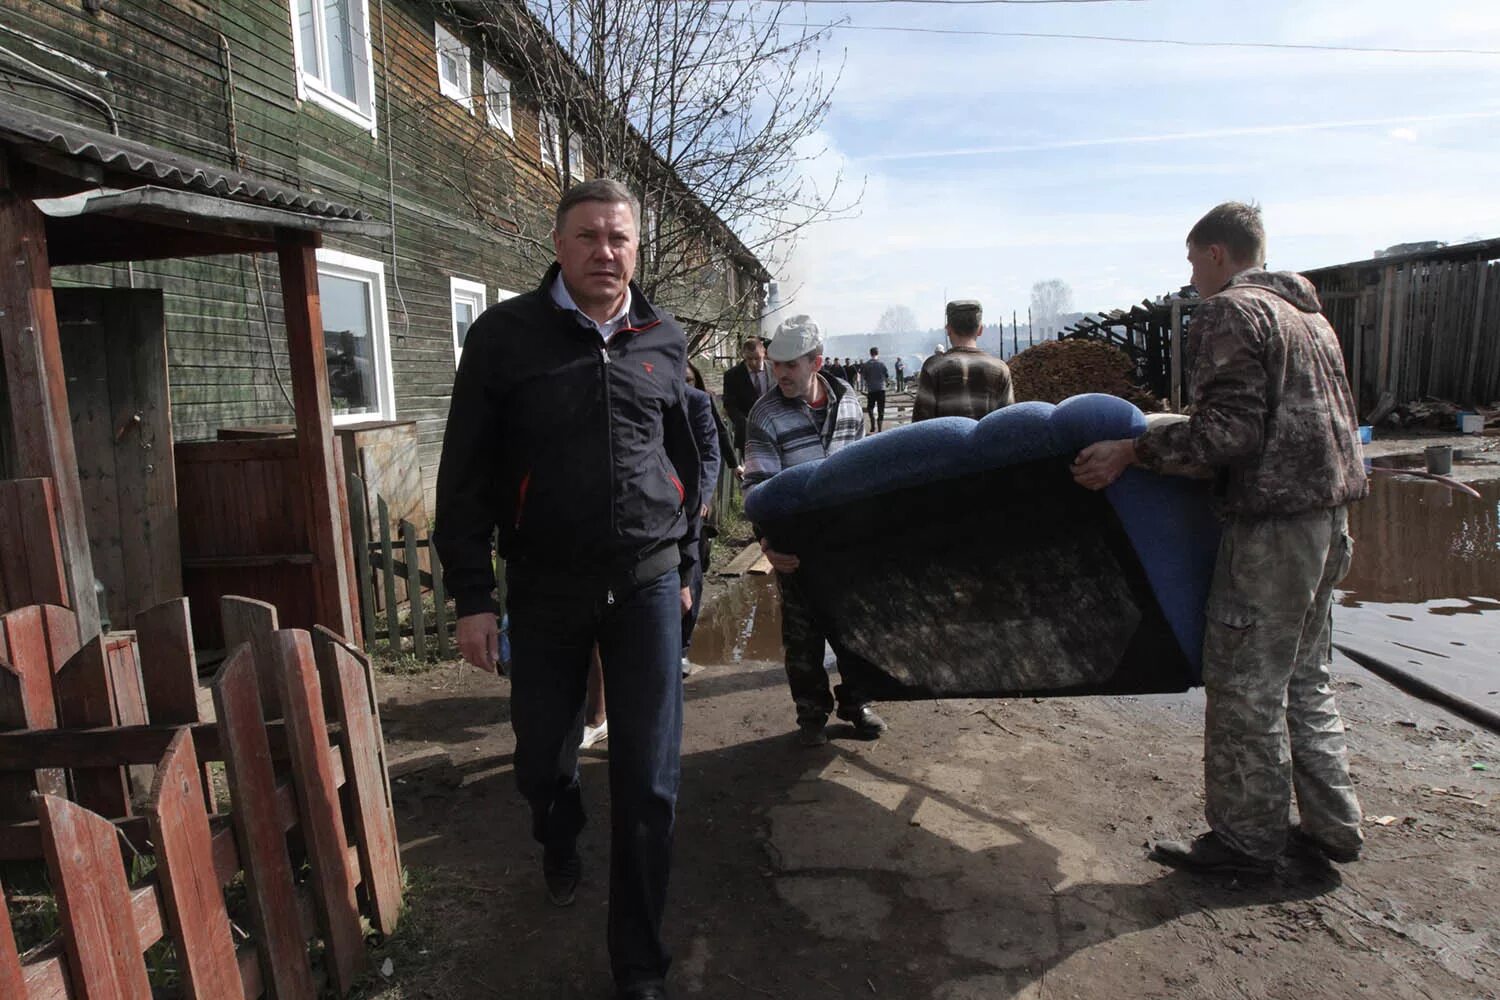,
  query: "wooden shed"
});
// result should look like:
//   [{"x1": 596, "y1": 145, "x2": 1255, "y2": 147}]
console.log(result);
[
  {"x1": 1304, "y1": 238, "x2": 1500, "y2": 416},
  {"x1": 0, "y1": 104, "x2": 386, "y2": 645}
]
